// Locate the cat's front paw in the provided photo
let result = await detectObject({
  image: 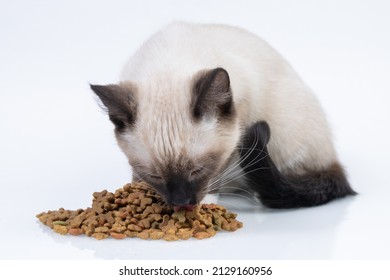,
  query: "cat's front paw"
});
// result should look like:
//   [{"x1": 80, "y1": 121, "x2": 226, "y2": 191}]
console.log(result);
[{"x1": 239, "y1": 121, "x2": 271, "y2": 168}]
